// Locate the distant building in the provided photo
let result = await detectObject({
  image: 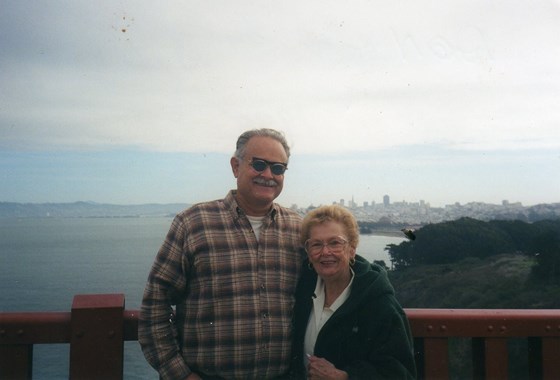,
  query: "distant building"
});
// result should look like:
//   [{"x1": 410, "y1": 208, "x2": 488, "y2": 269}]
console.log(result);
[{"x1": 383, "y1": 194, "x2": 390, "y2": 207}]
